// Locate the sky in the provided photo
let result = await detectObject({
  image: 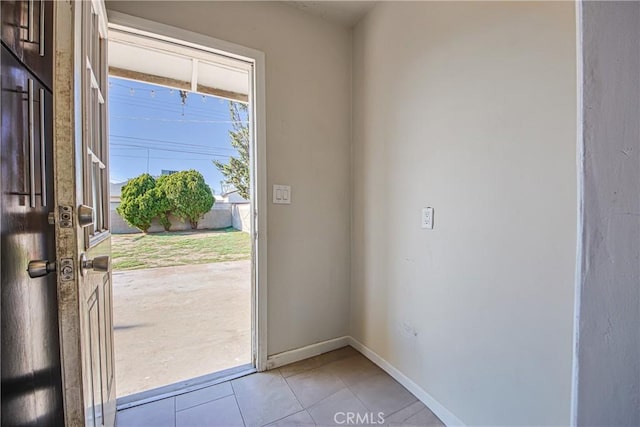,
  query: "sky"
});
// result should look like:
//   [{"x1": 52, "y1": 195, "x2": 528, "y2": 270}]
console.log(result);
[{"x1": 108, "y1": 77, "x2": 243, "y2": 195}]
